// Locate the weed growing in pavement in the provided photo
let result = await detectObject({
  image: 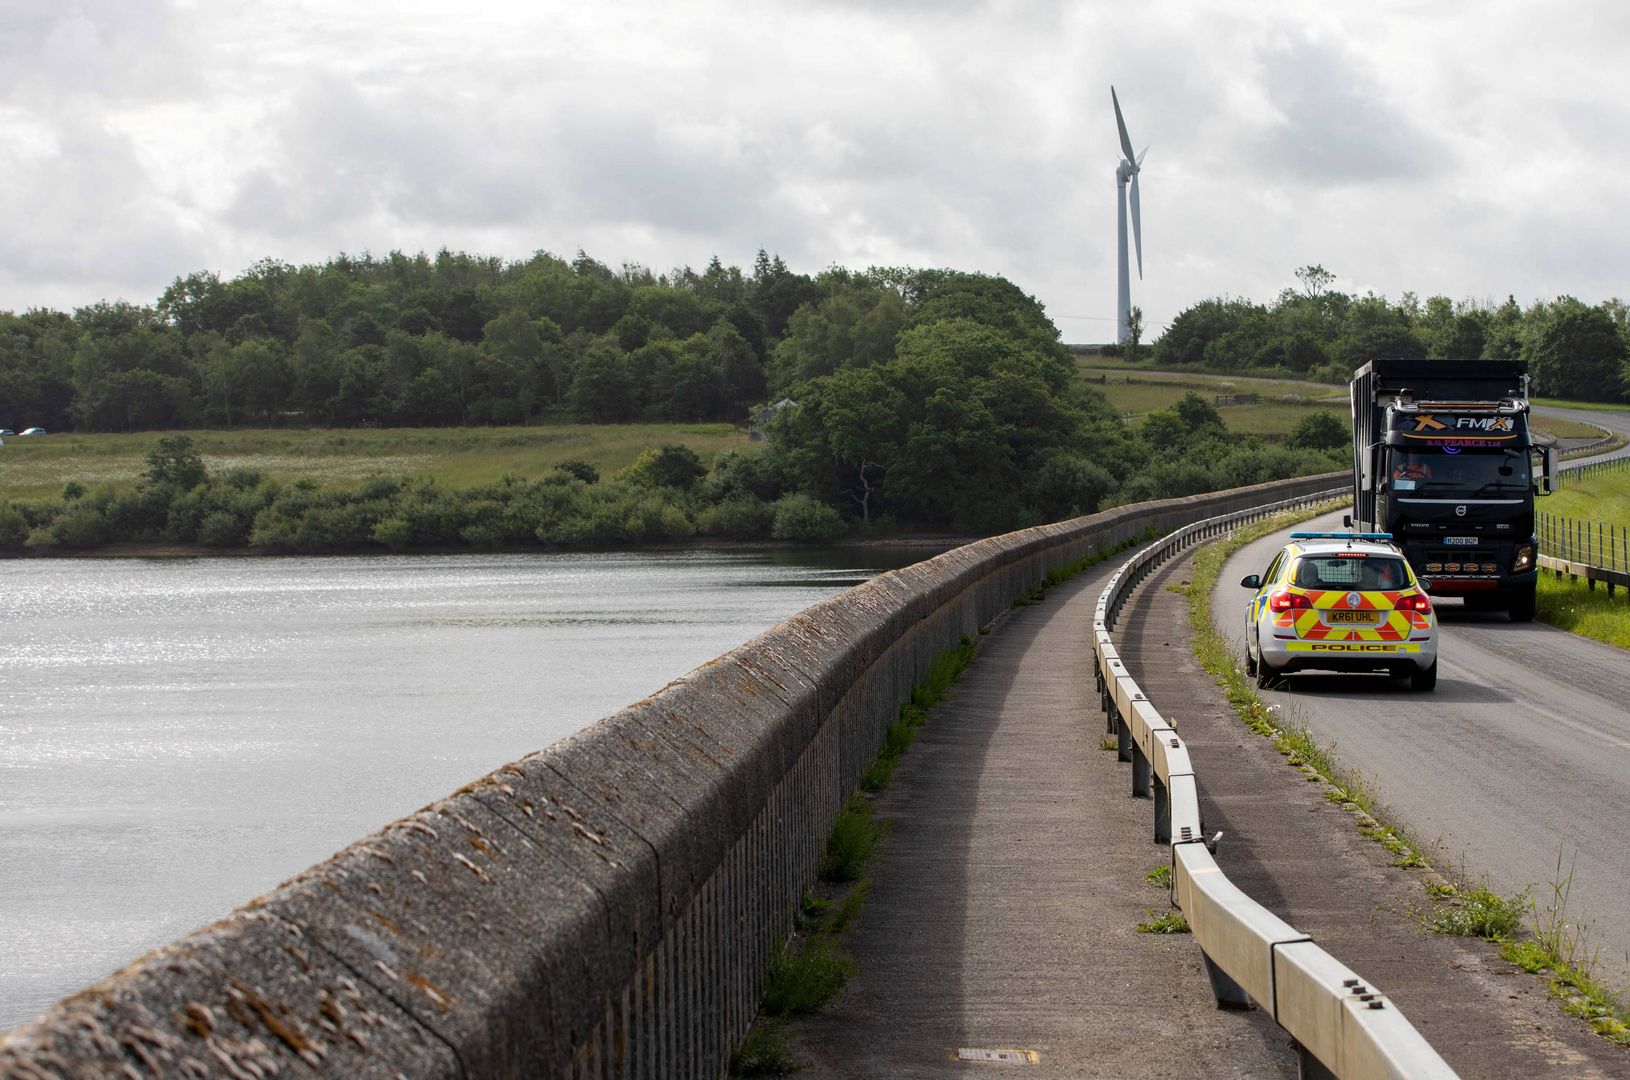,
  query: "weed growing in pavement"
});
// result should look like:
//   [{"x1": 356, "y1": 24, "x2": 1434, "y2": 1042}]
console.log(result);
[
  {"x1": 1428, "y1": 881, "x2": 1526, "y2": 940},
  {"x1": 821, "y1": 797, "x2": 884, "y2": 883},
  {"x1": 762, "y1": 935, "x2": 858, "y2": 1016},
  {"x1": 1136, "y1": 910, "x2": 1191, "y2": 934},
  {"x1": 1498, "y1": 854, "x2": 1630, "y2": 1047},
  {"x1": 729, "y1": 1020, "x2": 799, "y2": 1076},
  {"x1": 1146, "y1": 864, "x2": 1173, "y2": 889},
  {"x1": 1100, "y1": 736, "x2": 1118, "y2": 752}
]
